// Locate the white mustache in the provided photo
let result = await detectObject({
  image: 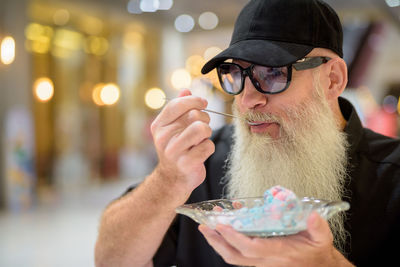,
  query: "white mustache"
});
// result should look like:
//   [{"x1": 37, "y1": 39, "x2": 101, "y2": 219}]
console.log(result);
[{"x1": 242, "y1": 111, "x2": 282, "y2": 125}]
